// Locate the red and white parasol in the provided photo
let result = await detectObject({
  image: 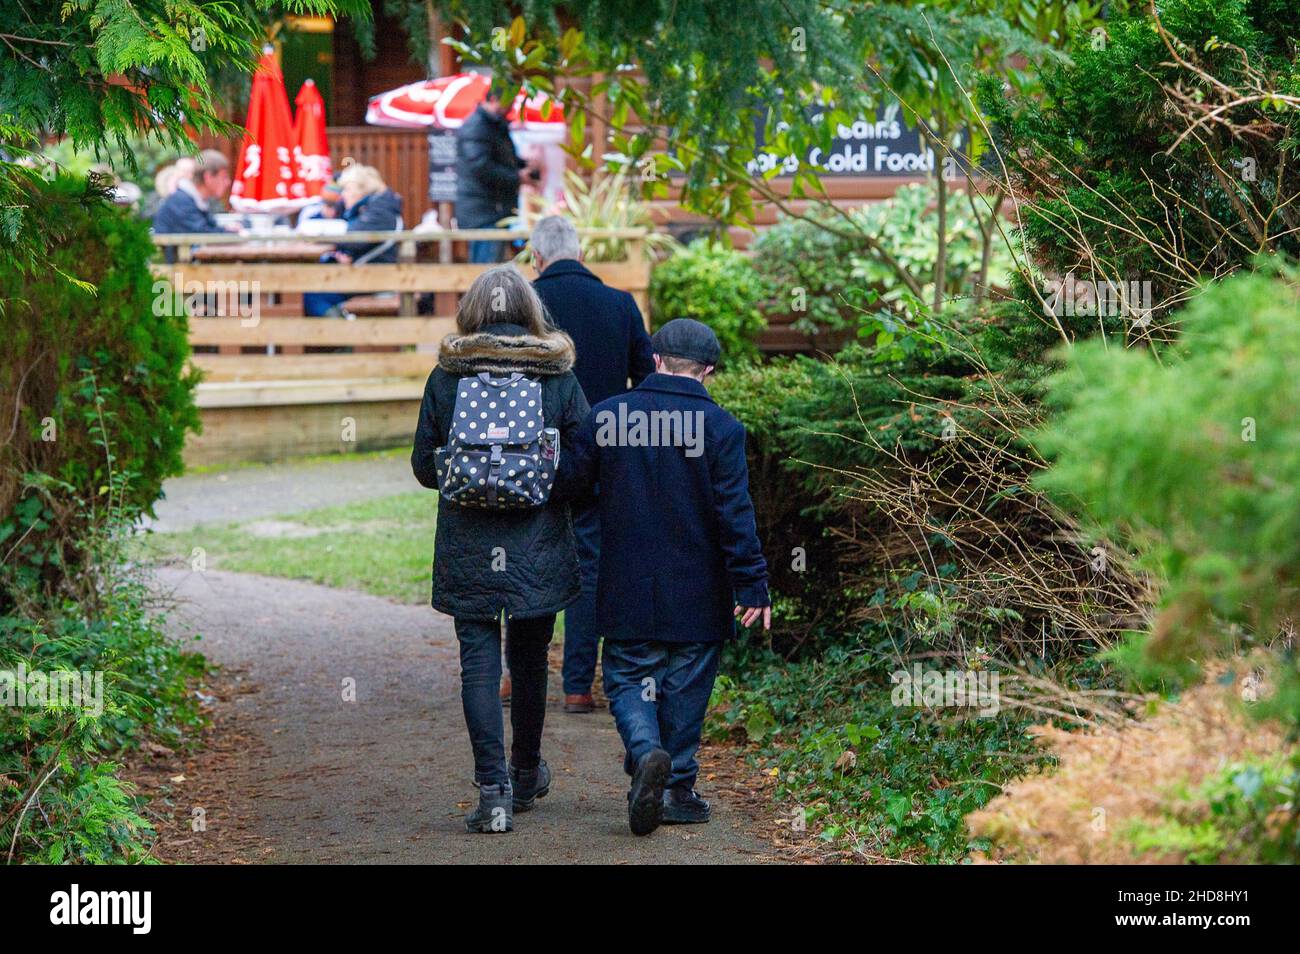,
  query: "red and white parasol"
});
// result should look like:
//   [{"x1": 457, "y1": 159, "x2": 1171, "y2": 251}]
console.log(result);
[
  {"x1": 365, "y1": 73, "x2": 565, "y2": 142},
  {"x1": 293, "y1": 79, "x2": 333, "y2": 198},
  {"x1": 230, "y1": 49, "x2": 309, "y2": 213}
]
